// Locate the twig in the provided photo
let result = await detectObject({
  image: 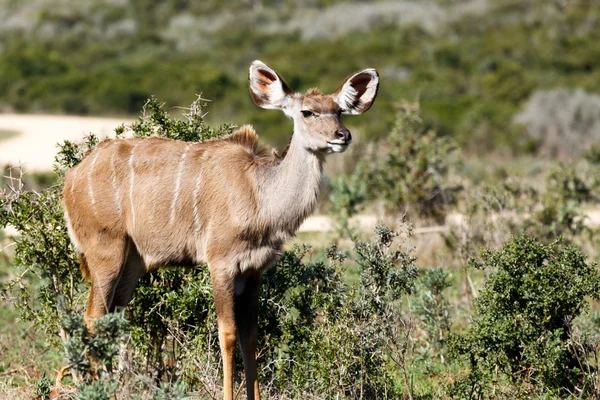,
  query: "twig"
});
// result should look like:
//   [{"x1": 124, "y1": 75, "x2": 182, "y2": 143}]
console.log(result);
[
  {"x1": 466, "y1": 270, "x2": 478, "y2": 299},
  {"x1": 0, "y1": 242, "x2": 16, "y2": 252},
  {"x1": 0, "y1": 369, "x2": 18, "y2": 377},
  {"x1": 234, "y1": 376, "x2": 246, "y2": 400}
]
